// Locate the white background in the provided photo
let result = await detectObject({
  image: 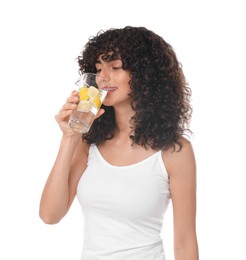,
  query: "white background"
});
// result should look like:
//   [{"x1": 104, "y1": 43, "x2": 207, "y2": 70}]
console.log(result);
[{"x1": 0, "y1": 0, "x2": 245, "y2": 259}]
